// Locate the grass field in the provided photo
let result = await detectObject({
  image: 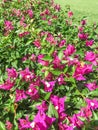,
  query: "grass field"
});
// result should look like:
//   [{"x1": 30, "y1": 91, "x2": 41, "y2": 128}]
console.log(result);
[{"x1": 55, "y1": 0, "x2": 98, "y2": 24}]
